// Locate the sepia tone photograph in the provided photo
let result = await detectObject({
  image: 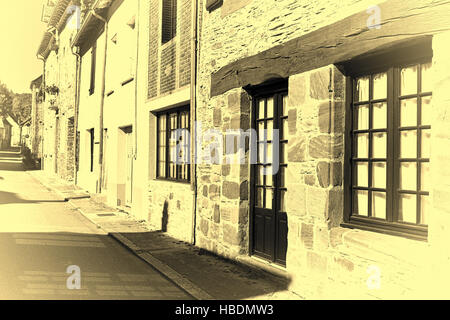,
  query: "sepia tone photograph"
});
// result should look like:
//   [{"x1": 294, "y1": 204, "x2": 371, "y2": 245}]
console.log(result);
[{"x1": 0, "y1": 0, "x2": 449, "y2": 307}]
